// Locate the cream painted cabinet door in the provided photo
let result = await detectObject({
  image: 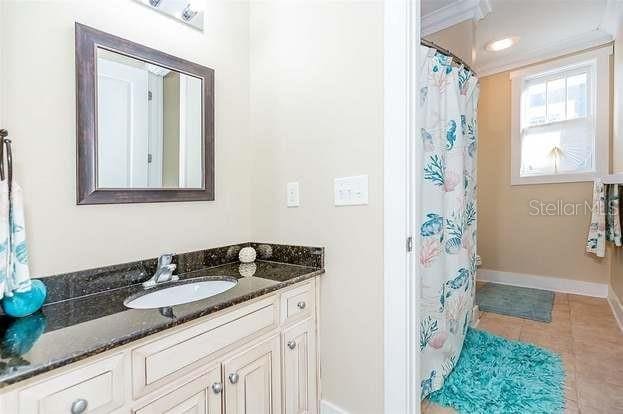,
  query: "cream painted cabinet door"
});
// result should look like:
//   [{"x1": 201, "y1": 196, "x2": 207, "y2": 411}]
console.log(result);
[
  {"x1": 134, "y1": 365, "x2": 222, "y2": 414},
  {"x1": 282, "y1": 319, "x2": 317, "y2": 414},
  {"x1": 223, "y1": 335, "x2": 281, "y2": 414}
]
